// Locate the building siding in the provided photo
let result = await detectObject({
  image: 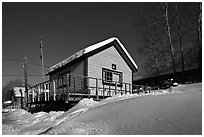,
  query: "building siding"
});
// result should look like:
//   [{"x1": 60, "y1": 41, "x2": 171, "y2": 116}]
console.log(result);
[
  {"x1": 88, "y1": 45, "x2": 132, "y2": 95},
  {"x1": 49, "y1": 60, "x2": 85, "y2": 97},
  {"x1": 48, "y1": 45, "x2": 133, "y2": 98}
]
